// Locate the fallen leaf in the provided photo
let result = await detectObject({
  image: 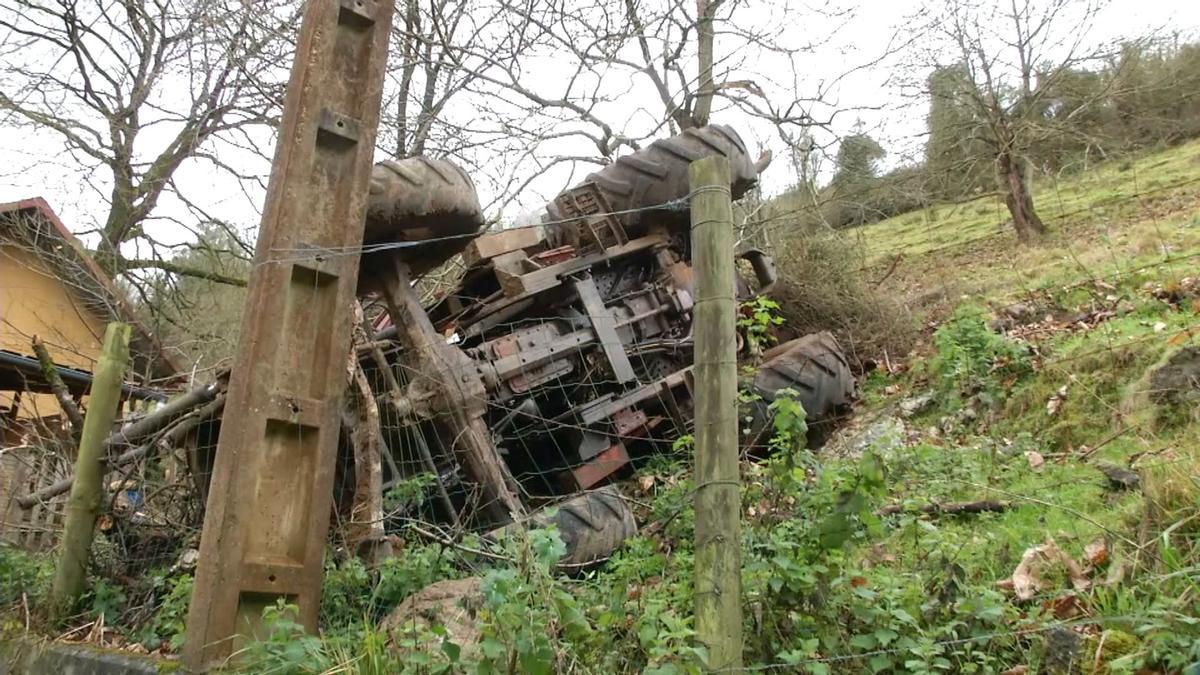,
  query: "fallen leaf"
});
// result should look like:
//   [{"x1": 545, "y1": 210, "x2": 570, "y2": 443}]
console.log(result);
[
  {"x1": 850, "y1": 576, "x2": 868, "y2": 587},
  {"x1": 1025, "y1": 451, "x2": 1045, "y2": 470},
  {"x1": 1006, "y1": 537, "x2": 1090, "y2": 600},
  {"x1": 1047, "y1": 593, "x2": 1086, "y2": 620},
  {"x1": 1046, "y1": 385, "x2": 1069, "y2": 417},
  {"x1": 1153, "y1": 321, "x2": 1167, "y2": 333},
  {"x1": 1084, "y1": 539, "x2": 1109, "y2": 568},
  {"x1": 867, "y1": 543, "x2": 898, "y2": 566},
  {"x1": 1168, "y1": 327, "x2": 1195, "y2": 346},
  {"x1": 1000, "y1": 666, "x2": 1029, "y2": 675},
  {"x1": 638, "y1": 475, "x2": 656, "y2": 492}
]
